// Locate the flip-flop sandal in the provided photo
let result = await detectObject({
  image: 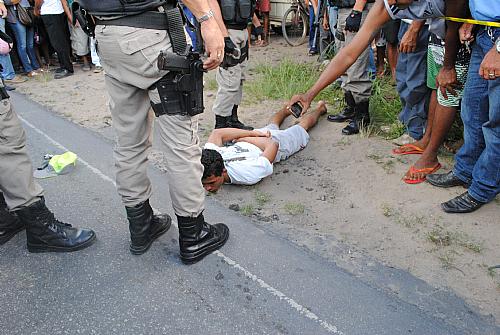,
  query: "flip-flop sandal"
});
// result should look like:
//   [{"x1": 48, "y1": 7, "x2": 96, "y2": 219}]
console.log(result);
[
  {"x1": 403, "y1": 163, "x2": 442, "y2": 184},
  {"x1": 392, "y1": 143, "x2": 424, "y2": 155}
]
